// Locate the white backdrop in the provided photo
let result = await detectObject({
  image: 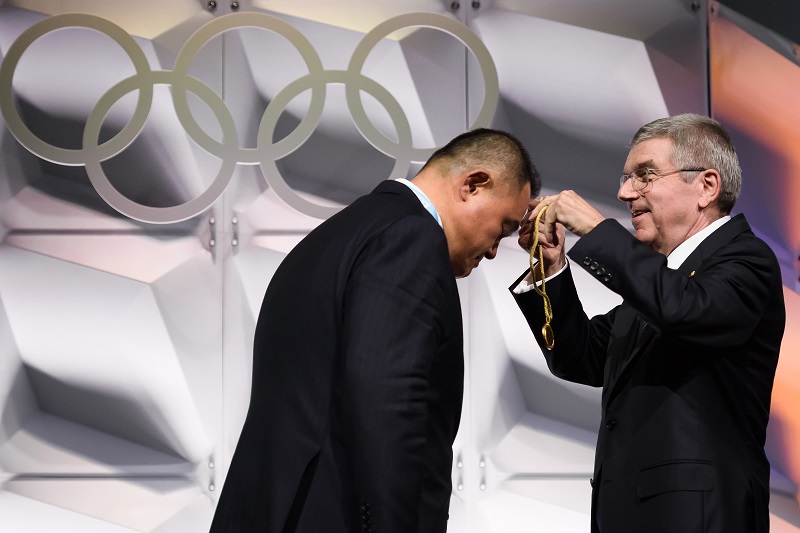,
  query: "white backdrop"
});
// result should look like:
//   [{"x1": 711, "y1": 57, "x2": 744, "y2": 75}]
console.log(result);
[{"x1": 0, "y1": 0, "x2": 798, "y2": 531}]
